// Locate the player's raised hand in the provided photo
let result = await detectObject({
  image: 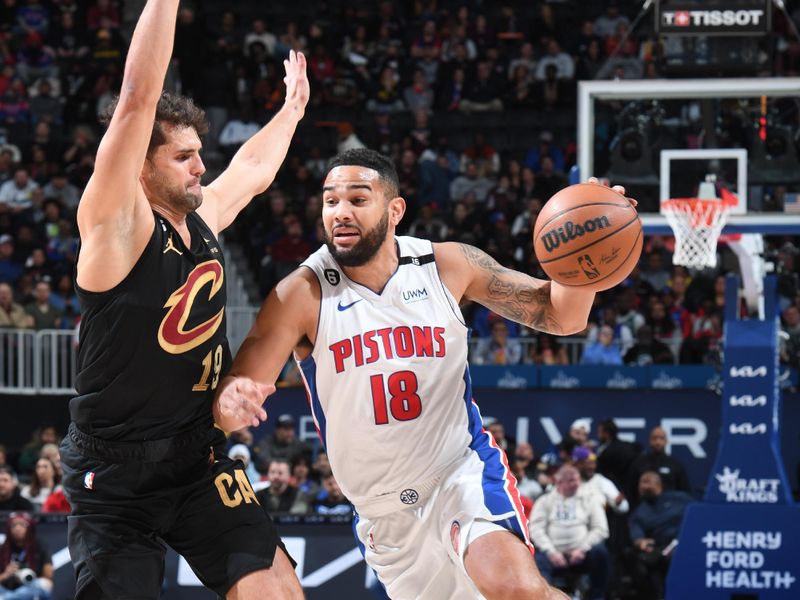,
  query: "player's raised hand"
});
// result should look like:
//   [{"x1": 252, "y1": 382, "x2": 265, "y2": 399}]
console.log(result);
[
  {"x1": 283, "y1": 49, "x2": 309, "y2": 116},
  {"x1": 214, "y1": 376, "x2": 274, "y2": 431},
  {"x1": 587, "y1": 176, "x2": 638, "y2": 208}
]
